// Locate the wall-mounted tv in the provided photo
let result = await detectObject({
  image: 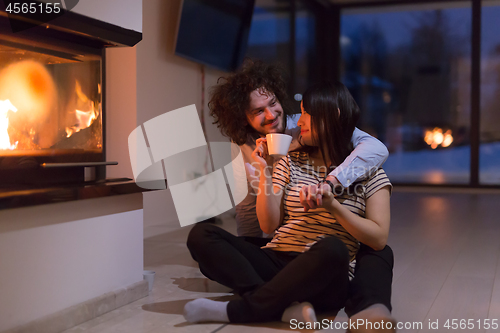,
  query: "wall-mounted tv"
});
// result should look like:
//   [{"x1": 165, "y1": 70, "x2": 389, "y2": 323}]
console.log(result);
[{"x1": 175, "y1": 0, "x2": 255, "y2": 72}]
